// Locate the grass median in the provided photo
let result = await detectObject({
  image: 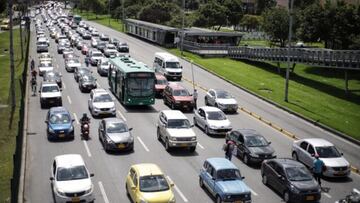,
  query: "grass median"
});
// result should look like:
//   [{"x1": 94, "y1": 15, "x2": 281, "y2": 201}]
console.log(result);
[
  {"x1": 168, "y1": 49, "x2": 360, "y2": 140},
  {"x1": 73, "y1": 9, "x2": 124, "y2": 32},
  {"x1": 0, "y1": 29, "x2": 25, "y2": 202}
]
